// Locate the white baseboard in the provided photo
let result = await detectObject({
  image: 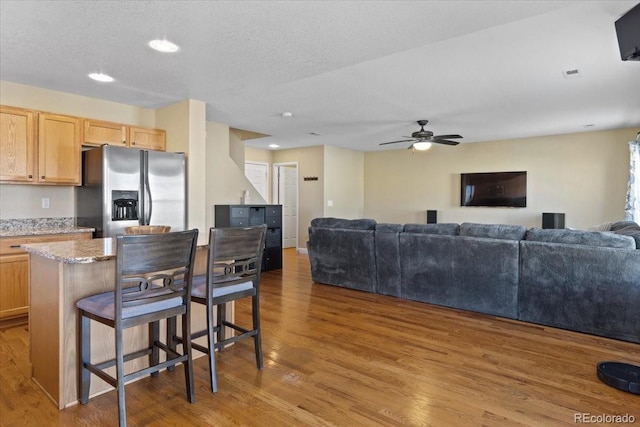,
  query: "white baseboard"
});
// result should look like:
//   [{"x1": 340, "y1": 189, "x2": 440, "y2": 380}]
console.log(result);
[{"x1": 296, "y1": 247, "x2": 308, "y2": 254}]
